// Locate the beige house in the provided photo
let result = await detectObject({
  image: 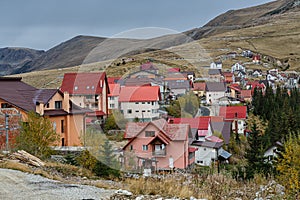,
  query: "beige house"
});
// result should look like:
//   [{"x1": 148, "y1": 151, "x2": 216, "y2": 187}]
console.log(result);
[
  {"x1": 0, "y1": 77, "x2": 87, "y2": 147},
  {"x1": 60, "y1": 72, "x2": 109, "y2": 123}
]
